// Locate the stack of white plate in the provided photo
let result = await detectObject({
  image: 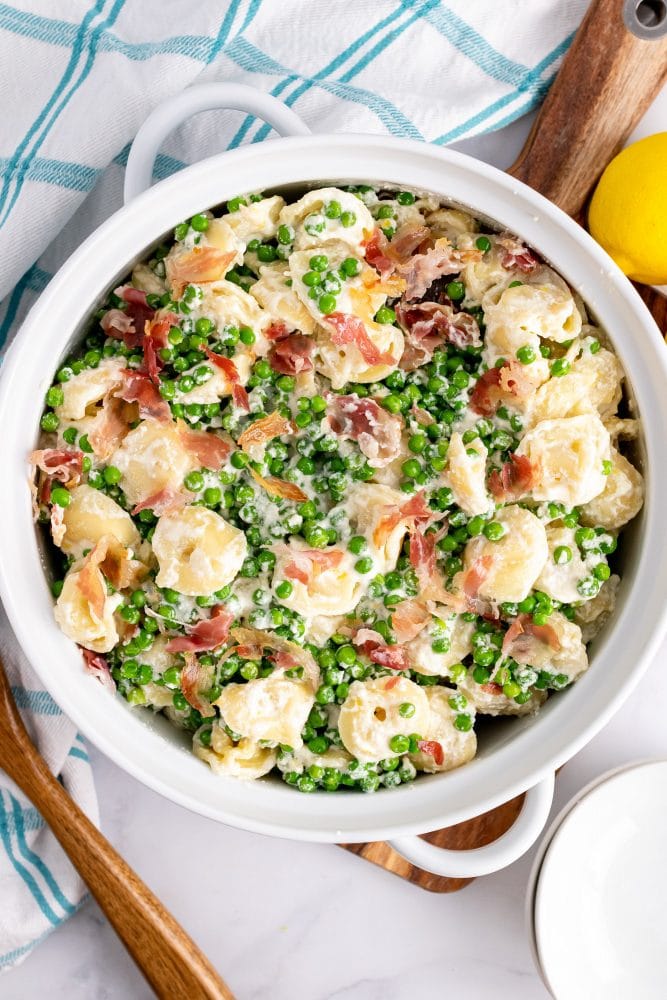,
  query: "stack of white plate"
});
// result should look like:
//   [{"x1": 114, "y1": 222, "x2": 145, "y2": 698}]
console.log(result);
[{"x1": 526, "y1": 759, "x2": 667, "y2": 999}]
